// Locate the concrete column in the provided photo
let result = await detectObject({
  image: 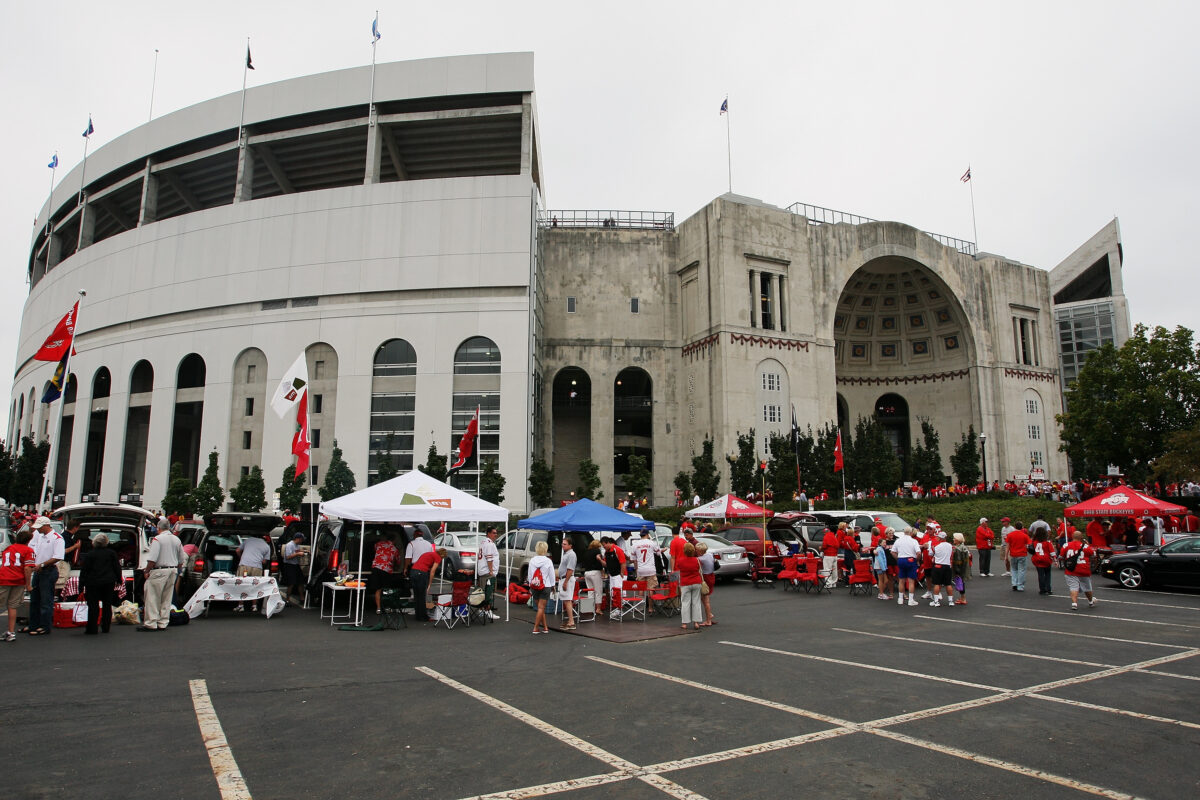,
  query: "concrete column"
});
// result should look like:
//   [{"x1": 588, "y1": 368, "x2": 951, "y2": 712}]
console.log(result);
[
  {"x1": 139, "y1": 160, "x2": 158, "y2": 225},
  {"x1": 199, "y1": 377, "x2": 232, "y2": 495},
  {"x1": 364, "y1": 120, "x2": 383, "y2": 185},
  {"x1": 142, "y1": 385, "x2": 178, "y2": 509},
  {"x1": 590, "y1": 367, "x2": 615, "y2": 503},
  {"x1": 77, "y1": 202, "x2": 95, "y2": 251},
  {"x1": 748, "y1": 269, "x2": 757, "y2": 328},
  {"x1": 100, "y1": 388, "x2": 130, "y2": 501},
  {"x1": 519, "y1": 96, "x2": 533, "y2": 176},
  {"x1": 64, "y1": 404, "x2": 88, "y2": 504},
  {"x1": 47, "y1": 231, "x2": 62, "y2": 269},
  {"x1": 234, "y1": 144, "x2": 255, "y2": 203}
]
